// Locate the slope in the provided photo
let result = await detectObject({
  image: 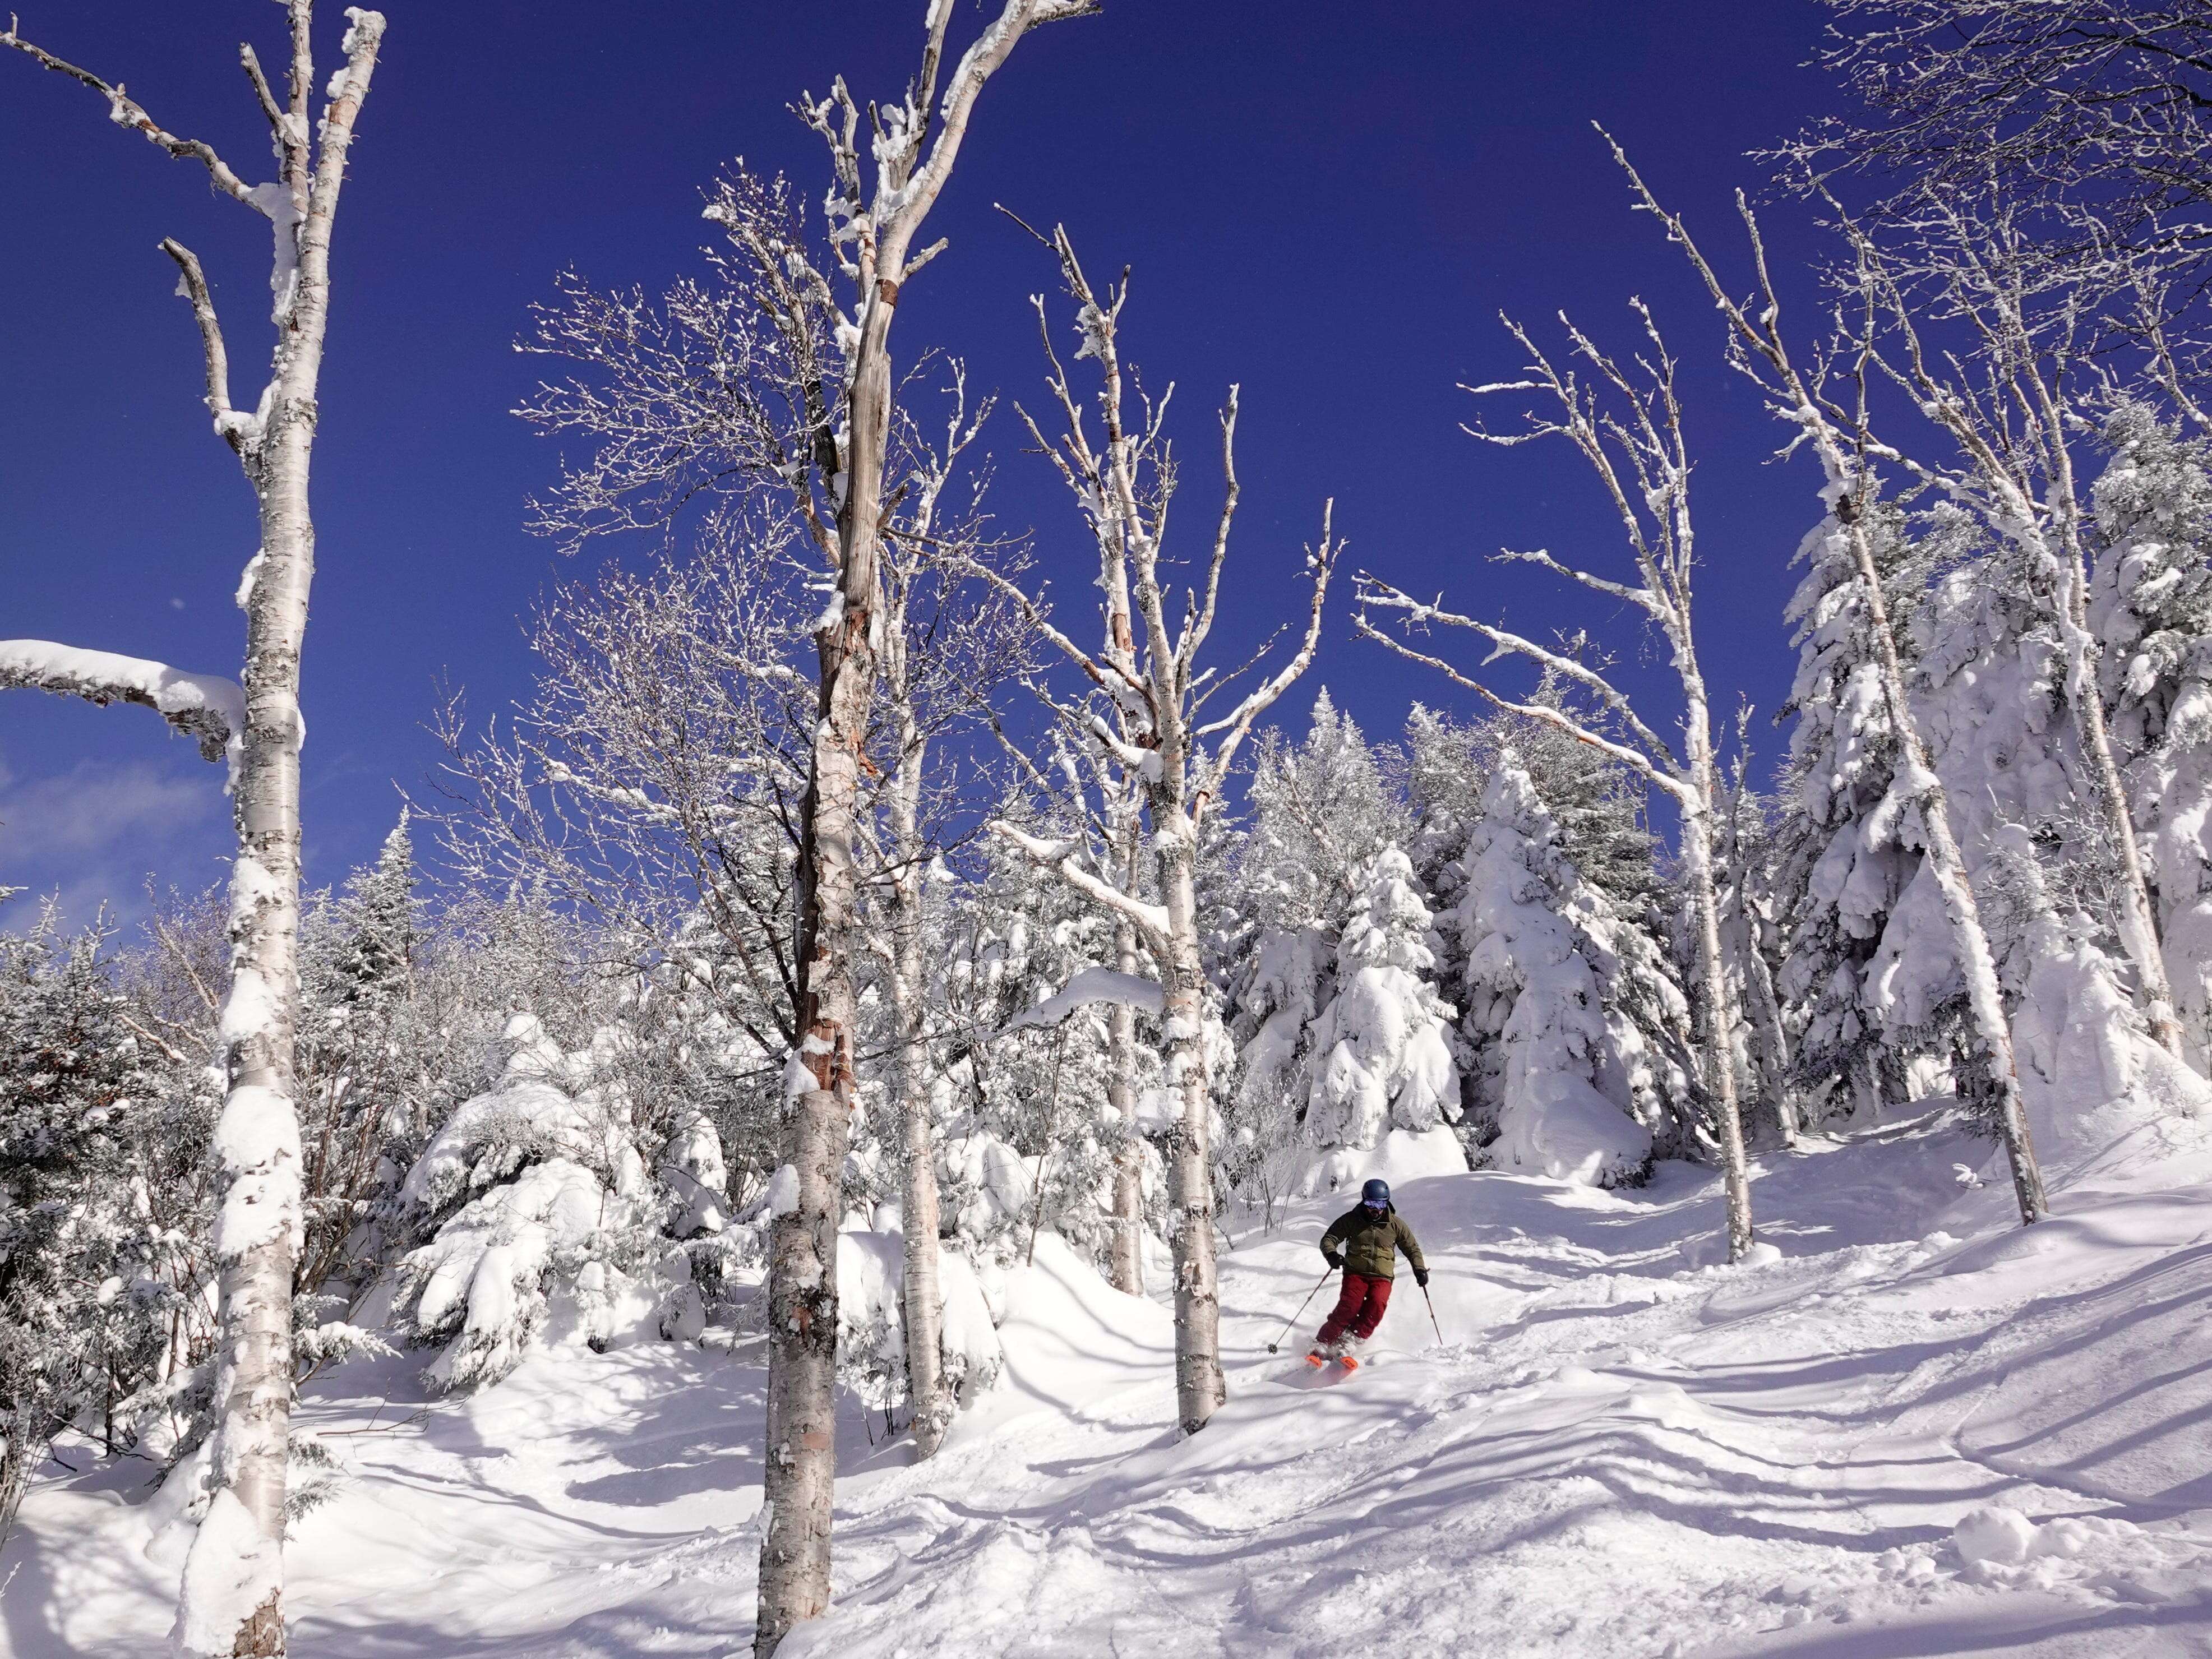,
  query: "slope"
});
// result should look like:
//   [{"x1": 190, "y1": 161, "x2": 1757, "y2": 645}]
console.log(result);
[{"x1": 7, "y1": 1104, "x2": 2212, "y2": 1658}]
